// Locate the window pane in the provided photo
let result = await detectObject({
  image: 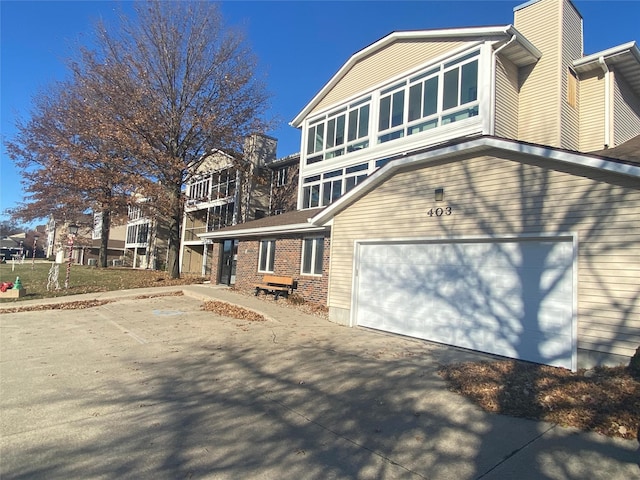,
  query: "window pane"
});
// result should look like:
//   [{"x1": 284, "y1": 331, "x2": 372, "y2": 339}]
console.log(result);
[
  {"x1": 259, "y1": 241, "x2": 268, "y2": 271},
  {"x1": 306, "y1": 126, "x2": 315, "y2": 154},
  {"x1": 345, "y1": 163, "x2": 367, "y2": 174},
  {"x1": 443, "y1": 69, "x2": 459, "y2": 110},
  {"x1": 335, "y1": 114, "x2": 345, "y2": 145},
  {"x1": 348, "y1": 109, "x2": 358, "y2": 142},
  {"x1": 461, "y1": 60, "x2": 478, "y2": 104},
  {"x1": 391, "y1": 90, "x2": 405, "y2": 127},
  {"x1": 331, "y1": 180, "x2": 342, "y2": 202},
  {"x1": 302, "y1": 239, "x2": 312, "y2": 274},
  {"x1": 424, "y1": 77, "x2": 438, "y2": 116},
  {"x1": 326, "y1": 118, "x2": 336, "y2": 148},
  {"x1": 408, "y1": 83, "x2": 422, "y2": 121},
  {"x1": 358, "y1": 104, "x2": 369, "y2": 138},
  {"x1": 267, "y1": 241, "x2": 275, "y2": 272},
  {"x1": 303, "y1": 186, "x2": 311, "y2": 208},
  {"x1": 315, "y1": 123, "x2": 324, "y2": 152},
  {"x1": 310, "y1": 184, "x2": 320, "y2": 207},
  {"x1": 322, "y1": 182, "x2": 332, "y2": 206},
  {"x1": 314, "y1": 238, "x2": 324, "y2": 274},
  {"x1": 379, "y1": 96, "x2": 391, "y2": 130}
]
